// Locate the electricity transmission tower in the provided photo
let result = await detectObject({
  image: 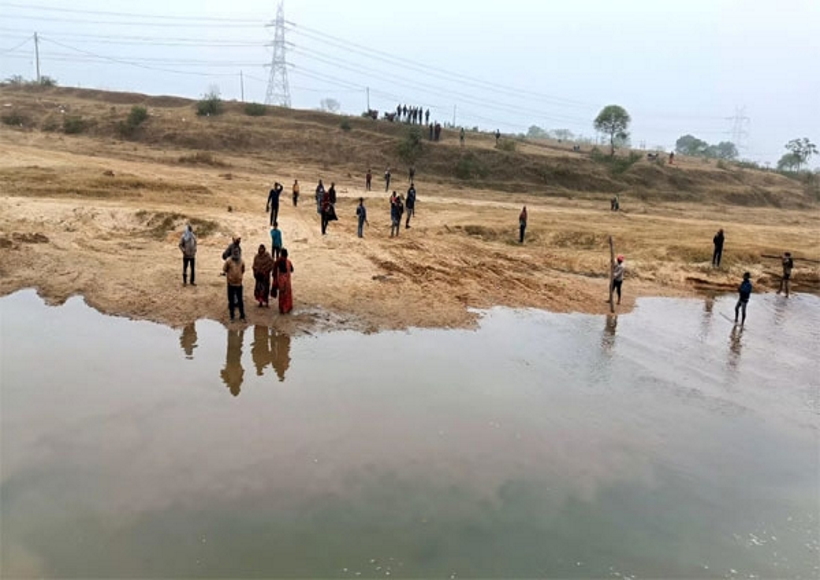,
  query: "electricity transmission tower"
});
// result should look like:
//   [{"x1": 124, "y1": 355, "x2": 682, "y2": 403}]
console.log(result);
[
  {"x1": 265, "y1": 1, "x2": 291, "y2": 107},
  {"x1": 727, "y1": 106, "x2": 750, "y2": 151}
]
